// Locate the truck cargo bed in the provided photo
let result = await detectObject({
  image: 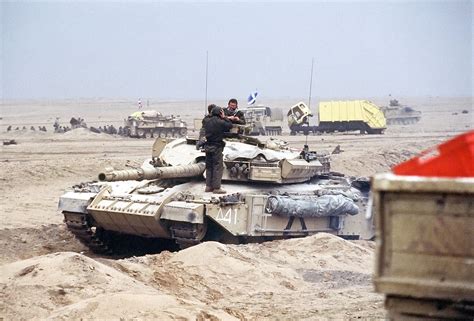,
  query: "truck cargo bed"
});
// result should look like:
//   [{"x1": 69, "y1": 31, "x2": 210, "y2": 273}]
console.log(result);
[{"x1": 372, "y1": 173, "x2": 474, "y2": 319}]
